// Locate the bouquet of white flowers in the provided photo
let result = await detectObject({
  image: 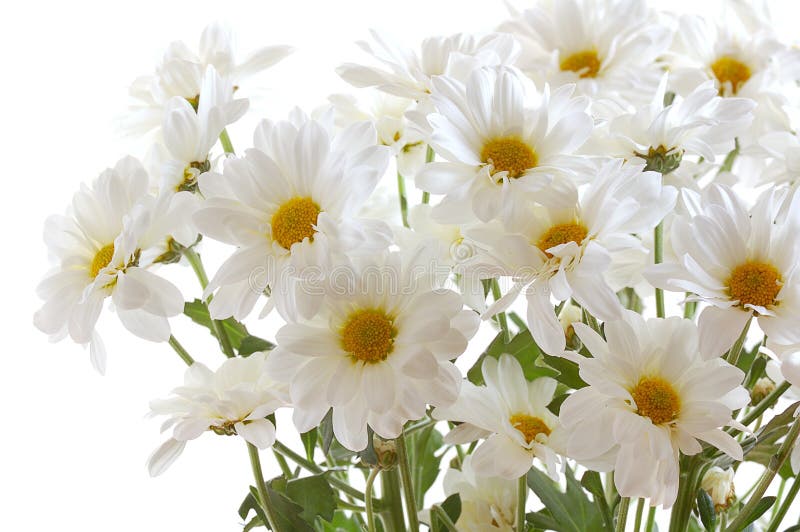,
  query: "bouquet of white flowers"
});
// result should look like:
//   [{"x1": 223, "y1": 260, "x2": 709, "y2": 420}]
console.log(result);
[{"x1": 34, "y1": 2, "x2": 800, "y2": 531}]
